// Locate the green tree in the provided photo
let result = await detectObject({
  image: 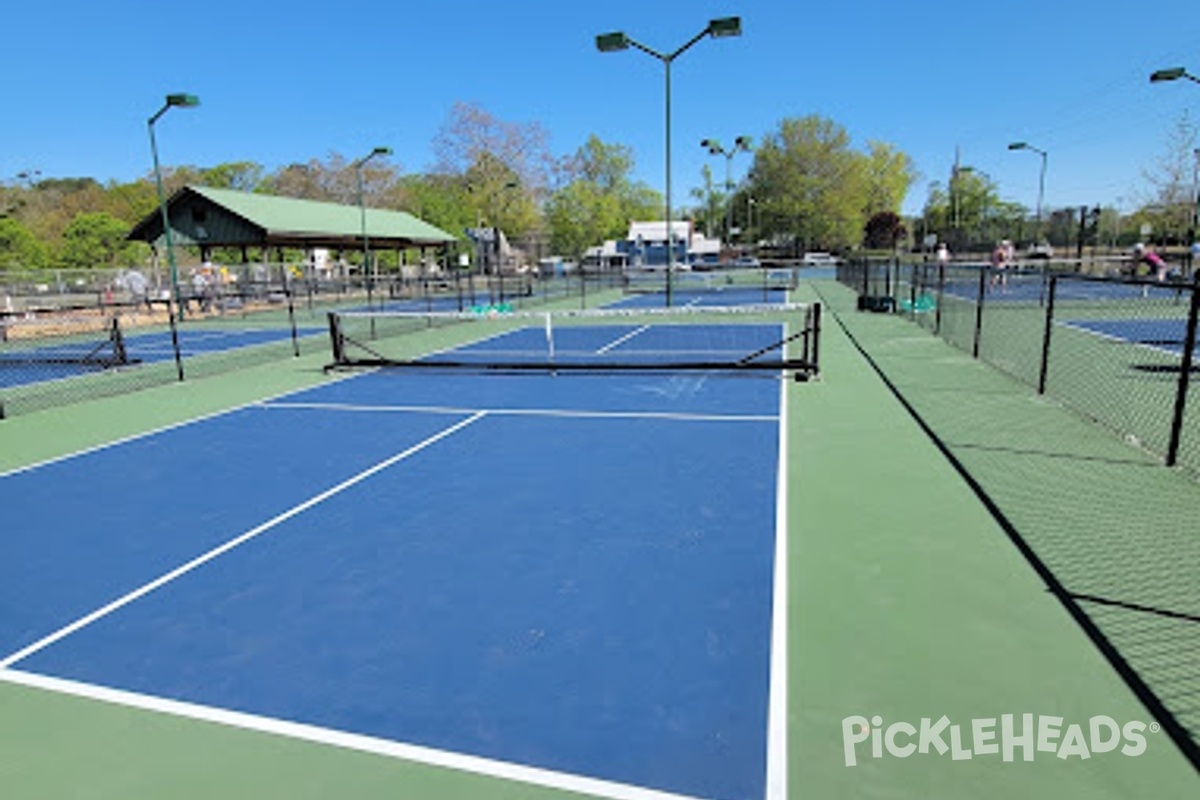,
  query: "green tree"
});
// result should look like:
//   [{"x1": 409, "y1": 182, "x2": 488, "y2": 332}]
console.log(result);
[
  {"x1": 545, "y1": 180, "x2": 622, "y2": 259},
  {"x1": 923, "y1": 167, "x2": 1002, "y2": 250},
  {"x1": 0, "y1": 217, "x2": 51, "y2": 270},
  {"x1": 748, "y1": 116, "x2": 870, "y2": 251},
  {"x1": 103, "y1": 180, "x2": 160, "y2": 226},
  {"x1": 391, "y1": 174, "x2": 475, "y2": 242},
  {"x1": 545, "y1": 135, "x2": 662, "y2": 257},
  {"x1": 60, "y1": 212, "x2": 138, "y2": 270},
  {"x1": 863, "y1": 141, "x2": 917, "y2": 218}
]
